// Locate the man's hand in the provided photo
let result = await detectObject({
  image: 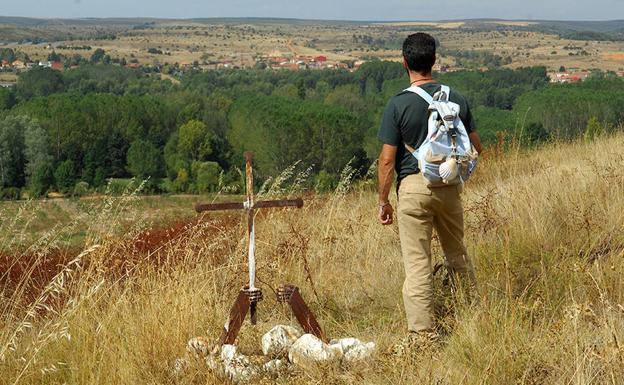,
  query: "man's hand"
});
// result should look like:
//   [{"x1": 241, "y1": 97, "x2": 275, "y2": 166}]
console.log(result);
[{"x1": 378, "y1": 202, "x2": 394, "y2": 225}]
